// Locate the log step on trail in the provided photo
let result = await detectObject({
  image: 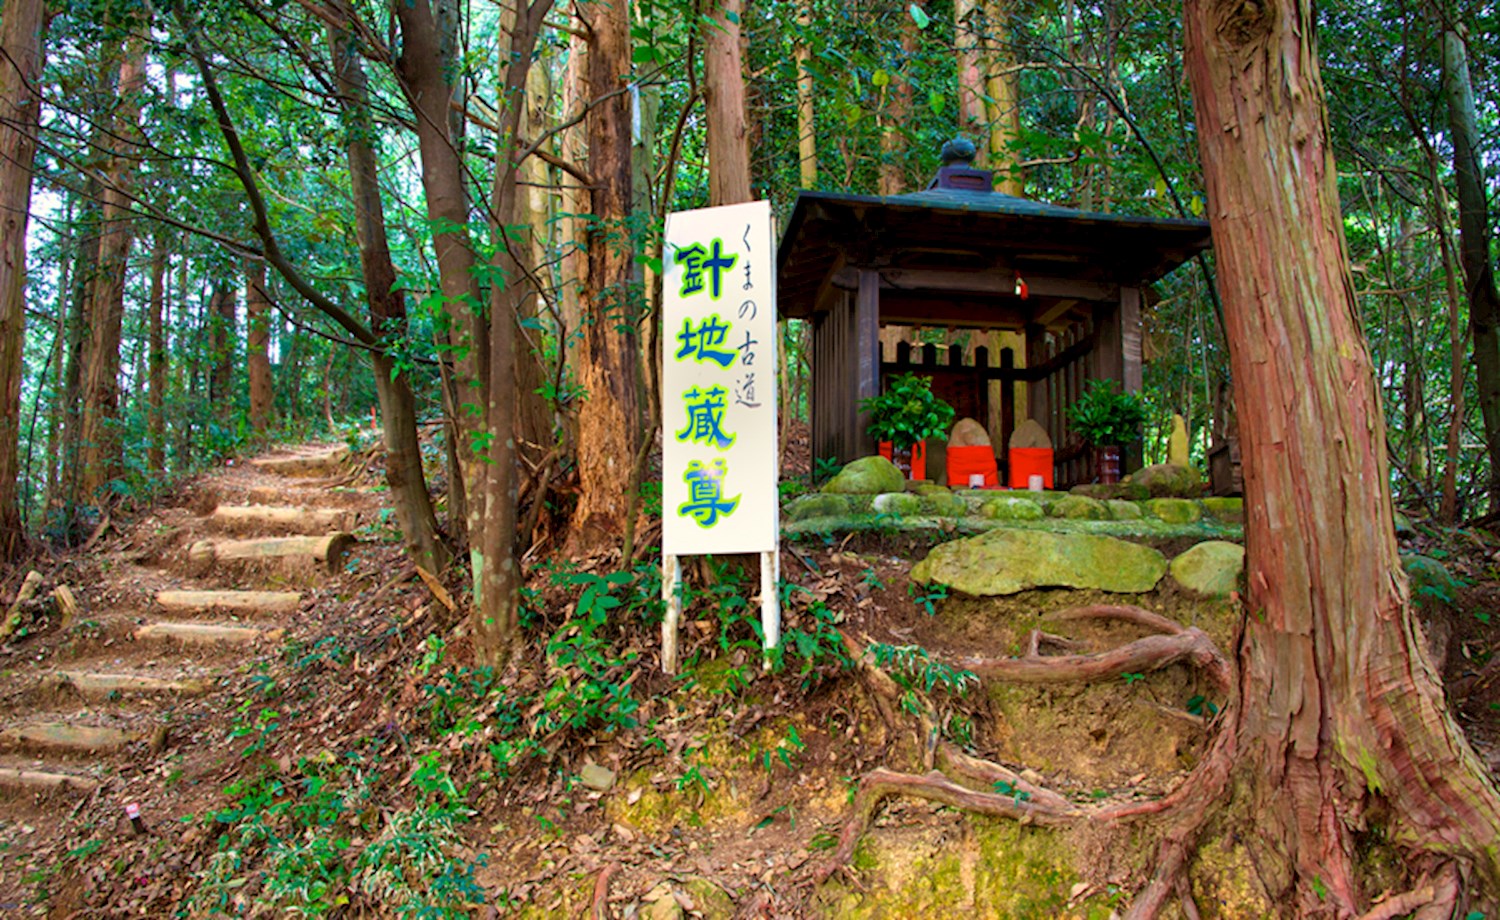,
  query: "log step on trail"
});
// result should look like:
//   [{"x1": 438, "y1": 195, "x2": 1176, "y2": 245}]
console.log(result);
[
  {"x1": 0, "y1": 765, "x2": 100, "y2": 794},
  {"x1": 248, "y1": 446, "x2": 350, "y2": 478},
  {"x1": 211, "y1": 505, "x2": 357, "y2": 534},
  {"x1": 0, "y1": 722, "x2": 143, "y2": 754},
  {"x1": 39, "y1": 671, "x2": 212, "y2": 699},
  {"x1": 155, "y1": 589, "x2": 302, "y2": 616},
  {"x1": 133, "y1": 622, "x2": 286, "y2": 646},
  {"x1": 187, "y1": 533, "x2": 356, "y2": 575}
]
